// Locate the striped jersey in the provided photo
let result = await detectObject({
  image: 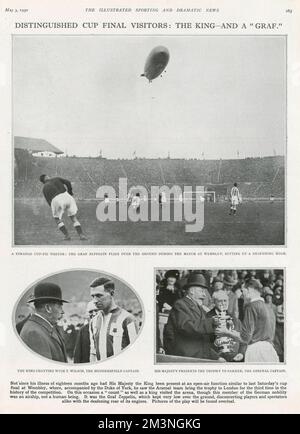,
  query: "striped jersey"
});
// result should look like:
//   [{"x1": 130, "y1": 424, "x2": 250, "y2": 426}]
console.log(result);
[
  {"x1": 231, "y1": 186, "x2": 240, "y2": 199},
  {"x1": 90, "y1": 306, "x2": 138, "y2": 361}
]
